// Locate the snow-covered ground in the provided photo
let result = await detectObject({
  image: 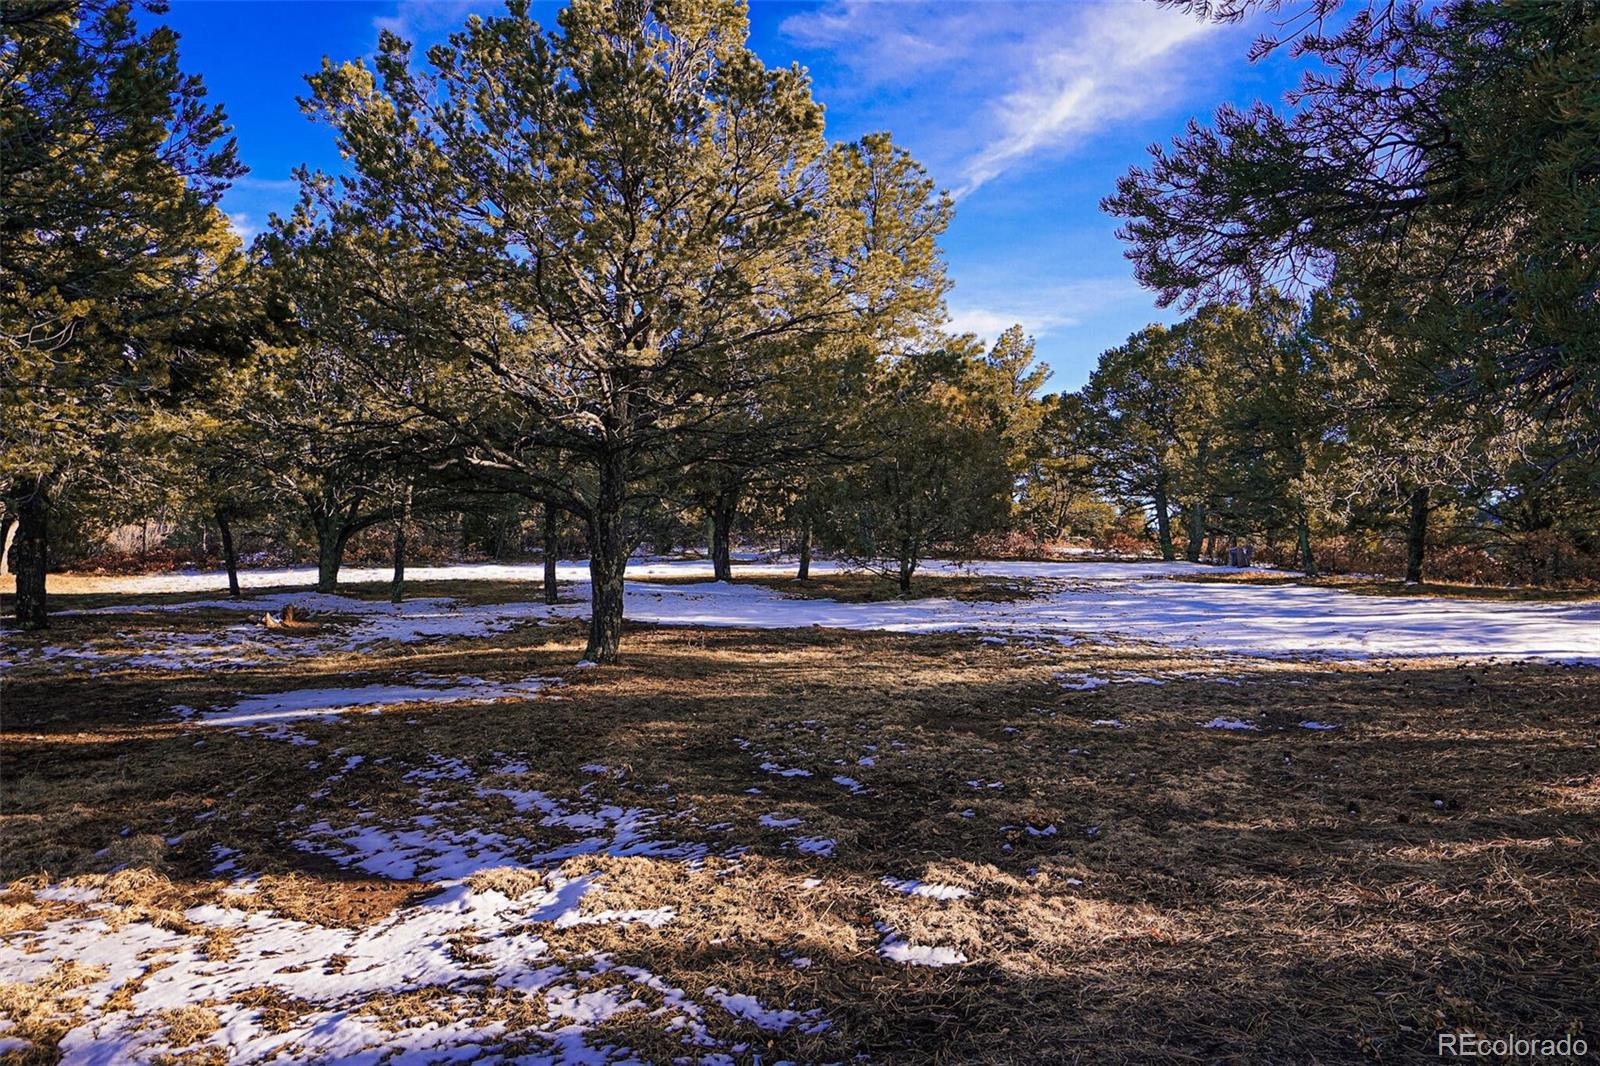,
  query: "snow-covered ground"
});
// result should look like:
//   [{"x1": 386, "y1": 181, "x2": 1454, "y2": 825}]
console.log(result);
[
  {"x1": 6, "y1": 558, "x2": 1593, "y2": 1061},
  {"x1": 620, "y1": 570, "x2": 1600, "y2": 660},
  {"x1": 0, "y1": 747, "x2": 838, "y2": 1063},
  {"x1": 2, "y1": 874, "x2": 743, "y2": 1064},
  {"x1": 18, "y1": 557, "x2": 1599, "y2": 663},
  {"x1": 34, "y1": 554, "x2": 1142, "y2": 595},
  {"x1": 189, "y1": 675, "x2": 557, "y2": 728},
  {"x1": 3, "y1": 835, "x2": 820, "y2": 1064}
]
